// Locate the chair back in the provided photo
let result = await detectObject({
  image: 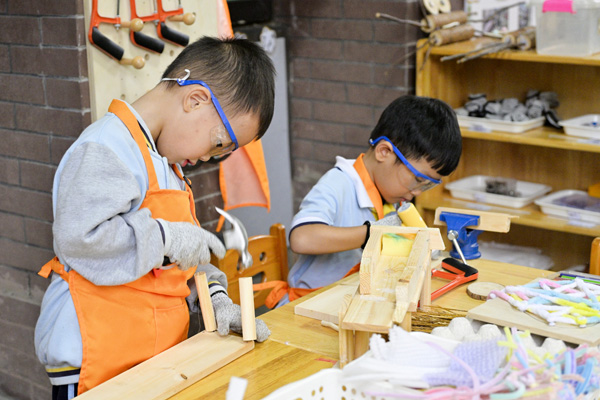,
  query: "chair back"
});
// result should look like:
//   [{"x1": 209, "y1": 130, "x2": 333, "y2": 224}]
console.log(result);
[
  {"x1": 211, "y1": 223, "x2": 288, "y2": 307},
  {"x1": 590, "y1": 237, "x2": 600, "y2": 276}
]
